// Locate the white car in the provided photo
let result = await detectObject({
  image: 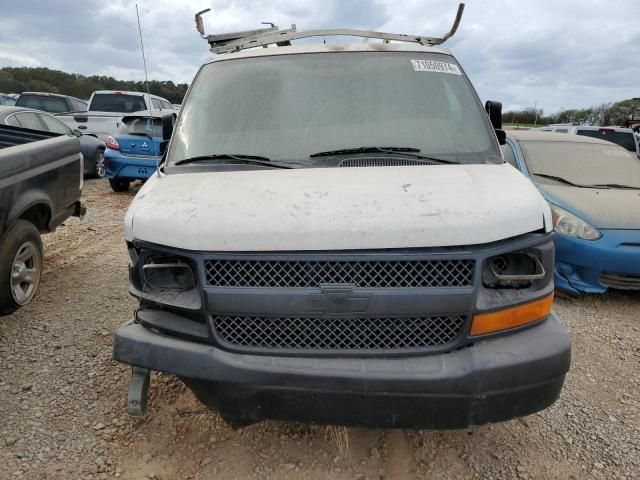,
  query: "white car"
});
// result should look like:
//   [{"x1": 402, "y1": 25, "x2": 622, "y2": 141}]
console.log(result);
[
  {"x1": 56, "y1": 90, "x2": 176, "y2": 141},
  {"x1": 113, "y1": 8, "x2": 570, "y2": 429}
]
